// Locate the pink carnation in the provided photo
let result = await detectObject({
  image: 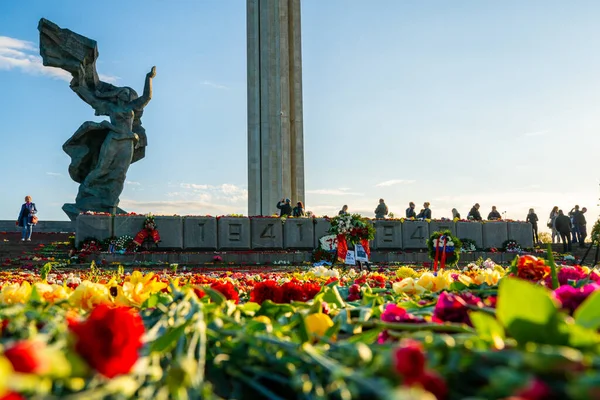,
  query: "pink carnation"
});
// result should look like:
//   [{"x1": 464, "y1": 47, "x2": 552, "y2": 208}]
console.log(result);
[{"x1": 553, "y1": 284, "x2": 599, "y2": 314}]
